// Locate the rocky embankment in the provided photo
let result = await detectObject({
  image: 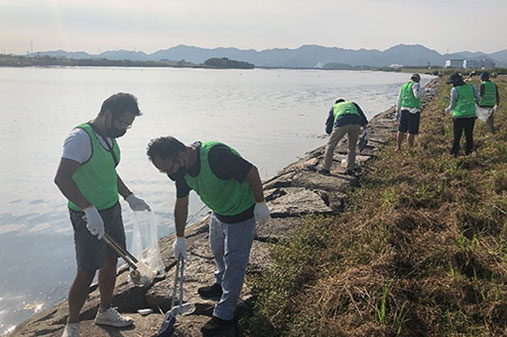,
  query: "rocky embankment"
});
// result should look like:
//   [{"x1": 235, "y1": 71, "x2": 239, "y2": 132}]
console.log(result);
[{"x1": 11, "y1": 78, "x2": 439, "y2": 337}]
